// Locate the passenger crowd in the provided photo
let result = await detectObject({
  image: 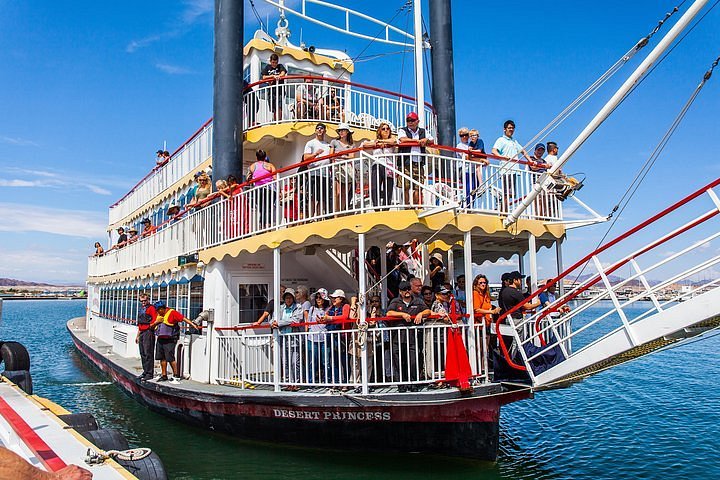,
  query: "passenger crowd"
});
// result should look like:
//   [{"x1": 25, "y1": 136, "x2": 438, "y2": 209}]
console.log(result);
[{"x1": 95, "y1": 104, "x2": 584, "y2": 257}]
